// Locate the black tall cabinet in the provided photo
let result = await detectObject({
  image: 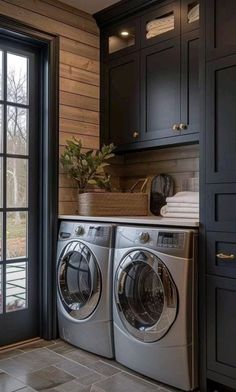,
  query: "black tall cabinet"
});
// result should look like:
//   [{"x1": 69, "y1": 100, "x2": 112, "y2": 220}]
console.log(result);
[{"x1": 202, "y1": 1, "x2": 236, "y2": 390}]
